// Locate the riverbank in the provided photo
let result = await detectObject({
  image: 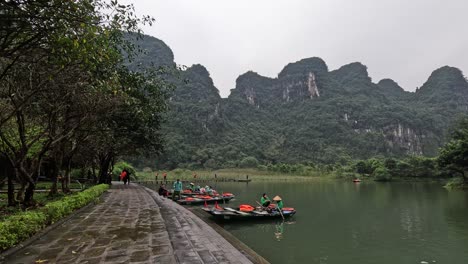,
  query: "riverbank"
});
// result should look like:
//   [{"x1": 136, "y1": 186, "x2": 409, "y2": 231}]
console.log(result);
[
  {"x1": 142, "y1": 184, "x2": 268, "y2": 263},
  {"x1": 137, "y1": 168, "x2": 333, "y2": 182},
  {"x1": 136, "y1": 168, "x2": 453, "y2": 185}
]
